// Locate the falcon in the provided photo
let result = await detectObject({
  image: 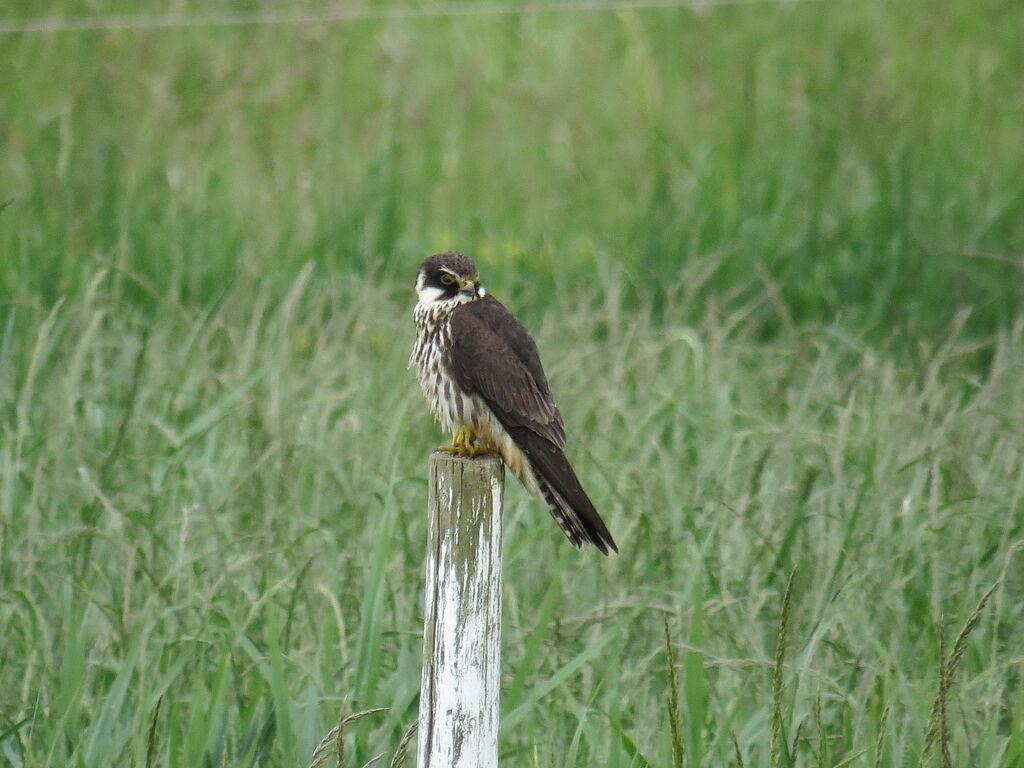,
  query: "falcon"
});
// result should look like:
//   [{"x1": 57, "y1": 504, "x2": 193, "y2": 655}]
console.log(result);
[{"x1": 410, "y1": 252, "x2": 617, "y2": 554}]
